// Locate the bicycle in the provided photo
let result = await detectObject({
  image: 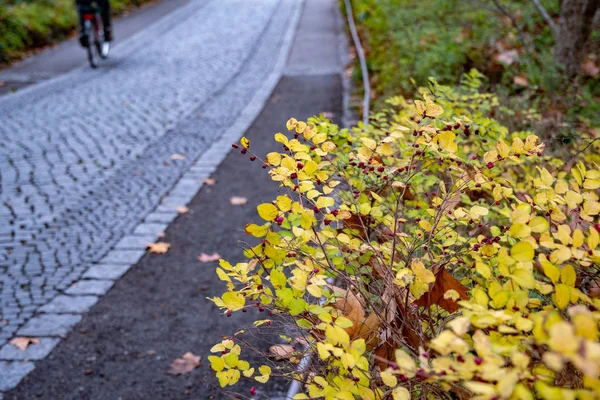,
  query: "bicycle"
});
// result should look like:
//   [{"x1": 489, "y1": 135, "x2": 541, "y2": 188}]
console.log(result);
[{"x1": 80, "y1": 3, "x2": 110, "y2": 68}]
